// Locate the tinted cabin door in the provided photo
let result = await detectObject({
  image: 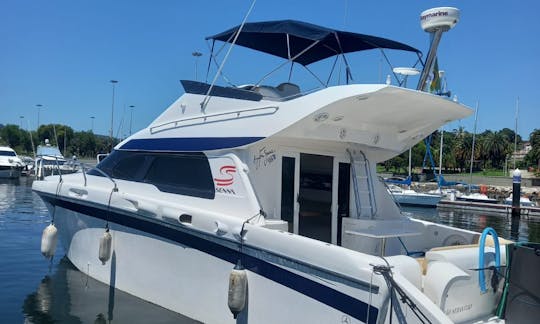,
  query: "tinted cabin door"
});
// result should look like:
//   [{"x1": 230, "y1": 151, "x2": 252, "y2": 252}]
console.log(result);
[
  {"x1": 281, "y1": 156, "x2": 297, "y2": 233},
  {"x1": 298, "y1": 153, "x2": 333, "y2": 243},
  {"x1": 337, "y1": 162, "x2": 350, "y2": 246}
]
